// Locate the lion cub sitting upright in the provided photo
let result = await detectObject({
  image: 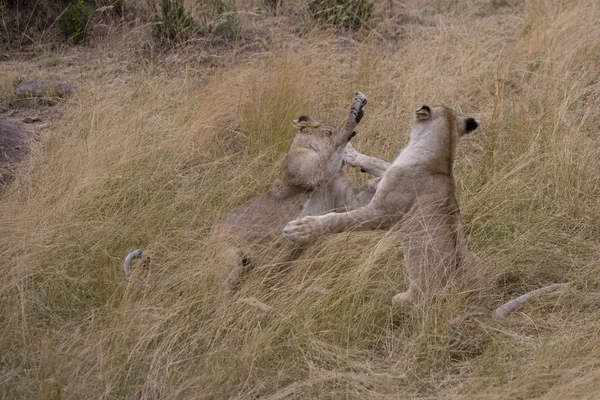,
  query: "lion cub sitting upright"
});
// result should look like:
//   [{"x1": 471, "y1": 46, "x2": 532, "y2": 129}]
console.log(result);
[
  {"x1": 215, "y1": 92, "x2": 390, "y2": 294},
  {"x1": 283, "y1": 105, "x2": 482, "y2": 308}
]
